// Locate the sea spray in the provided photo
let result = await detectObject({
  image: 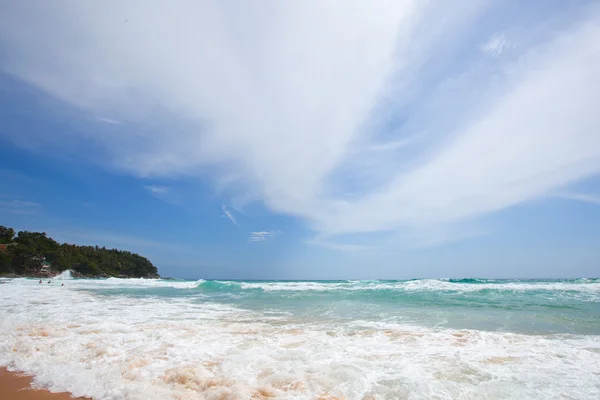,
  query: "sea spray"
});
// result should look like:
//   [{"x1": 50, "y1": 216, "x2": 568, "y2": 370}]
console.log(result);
[{"x1": 53, "y1": 269, "x2": 73, "y2": 280}]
